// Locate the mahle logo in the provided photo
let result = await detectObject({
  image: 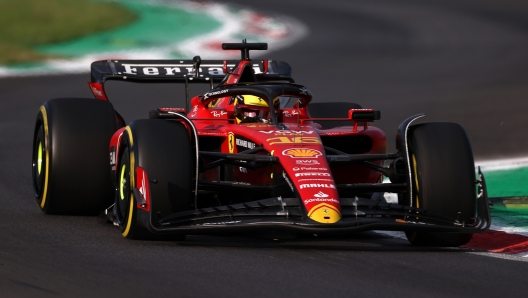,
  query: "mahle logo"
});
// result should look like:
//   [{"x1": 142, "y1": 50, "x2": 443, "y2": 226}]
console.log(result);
[{"x1": 299, "y1": 184, "x2": 335, "y2": 189}]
